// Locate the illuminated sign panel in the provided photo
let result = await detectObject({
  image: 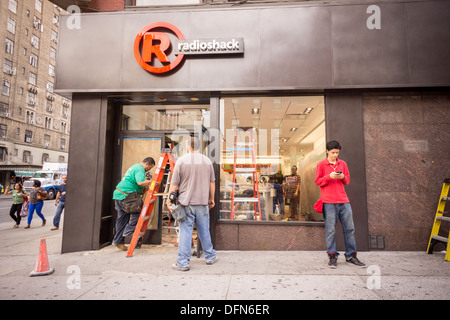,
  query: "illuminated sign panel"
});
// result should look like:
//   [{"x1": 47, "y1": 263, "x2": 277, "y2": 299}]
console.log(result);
[{"x1": 134, "y1": 22, "x2": 244, "y2": 74}]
